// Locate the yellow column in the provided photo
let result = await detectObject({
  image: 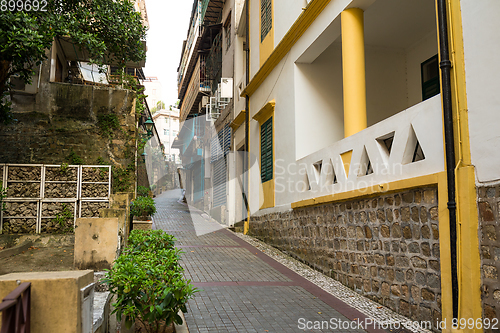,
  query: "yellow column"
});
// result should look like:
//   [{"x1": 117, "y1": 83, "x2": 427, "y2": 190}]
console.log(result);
[{"x1": 341, "y1": 8, "x2": 367, "y2": 137}]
